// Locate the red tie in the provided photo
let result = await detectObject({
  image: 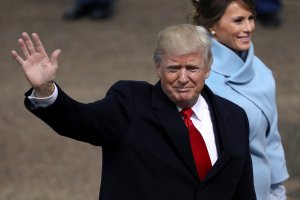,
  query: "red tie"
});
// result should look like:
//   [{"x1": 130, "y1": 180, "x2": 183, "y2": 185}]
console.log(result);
[{"x1": 181, "y1": 108, "x2": 212, "y2": 180}]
